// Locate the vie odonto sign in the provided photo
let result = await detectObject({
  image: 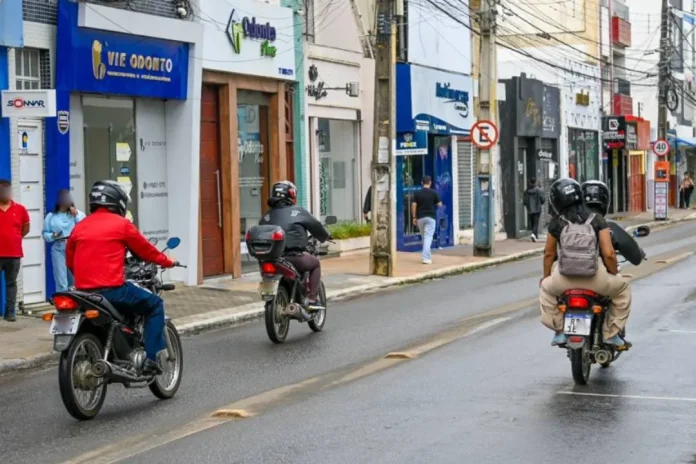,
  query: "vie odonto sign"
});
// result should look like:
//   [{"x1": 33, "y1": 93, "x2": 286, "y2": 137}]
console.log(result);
[{"x1": 1, "y1": 90, "x2": 57, "y2": 118}]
